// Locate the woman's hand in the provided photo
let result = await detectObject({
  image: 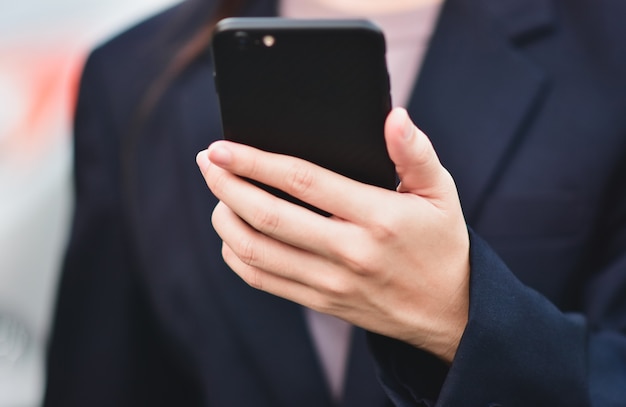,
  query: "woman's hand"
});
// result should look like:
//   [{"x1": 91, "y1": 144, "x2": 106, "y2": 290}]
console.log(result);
[{"x1": 197, "y1": 107, "x2": 470, "y2": 363}]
